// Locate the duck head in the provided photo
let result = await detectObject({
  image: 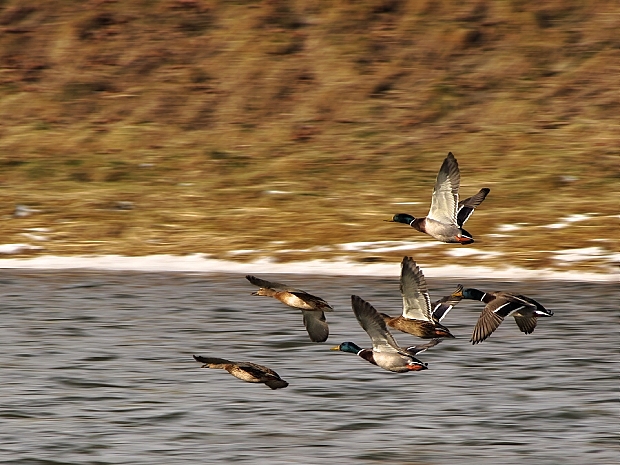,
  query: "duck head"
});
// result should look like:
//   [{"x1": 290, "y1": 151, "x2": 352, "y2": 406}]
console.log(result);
[
  {"x1": 388, "y1": 213, "x2": 416, "y2": 225},
  {"x1": 251, "y1": 288, "x2": 277, "y2": 297},
  {"x1": 331, "y1": 342, "x2": 363, "y2": 354},
  {"x1": 460, "y1": 288, "x2": 487, "y2": 301}
]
